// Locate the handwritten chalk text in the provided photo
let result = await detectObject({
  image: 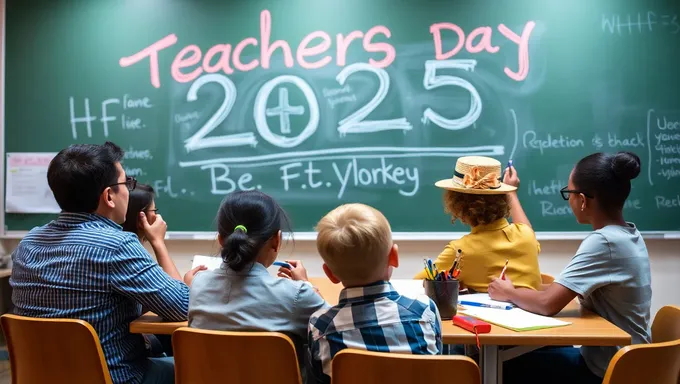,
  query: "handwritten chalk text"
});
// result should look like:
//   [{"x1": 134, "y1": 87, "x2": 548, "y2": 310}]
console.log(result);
[{"x1": 119, "y1": 10, "x2": 536, "y2": 87}]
